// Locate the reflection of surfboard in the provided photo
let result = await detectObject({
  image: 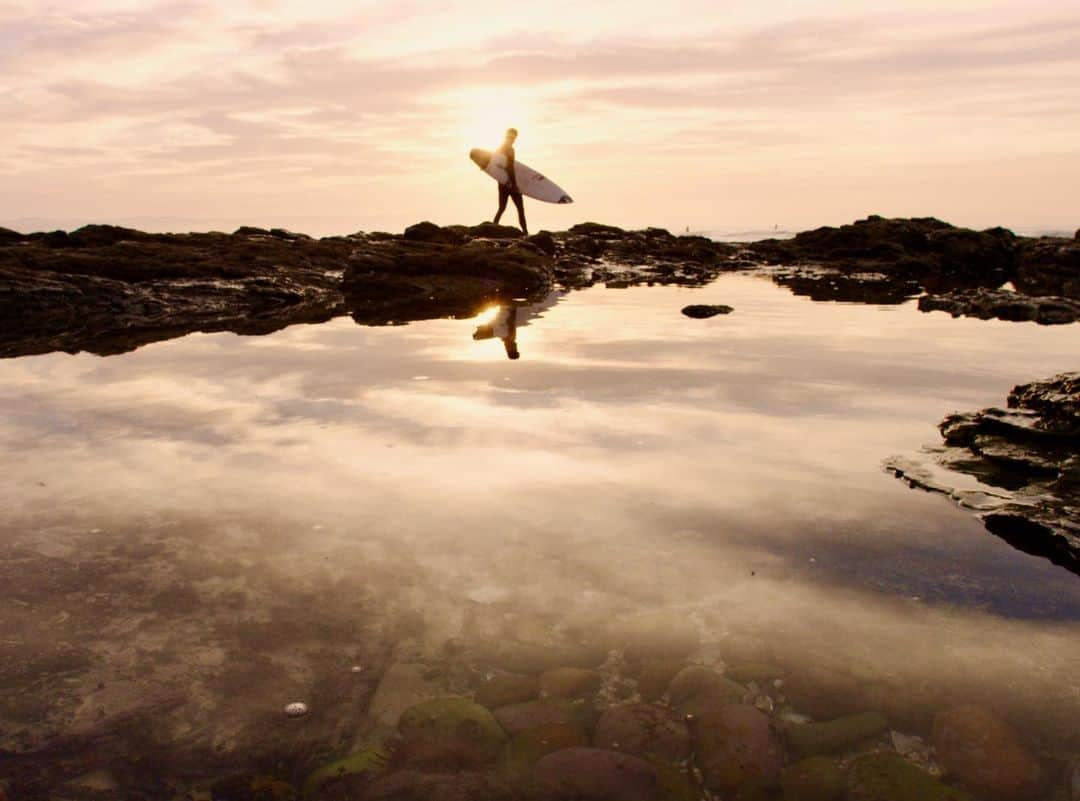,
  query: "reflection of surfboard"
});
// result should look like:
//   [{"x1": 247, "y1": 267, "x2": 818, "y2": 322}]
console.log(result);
[{"x1": 469, "y1": 148, "x2": 573, "y2": 205}]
